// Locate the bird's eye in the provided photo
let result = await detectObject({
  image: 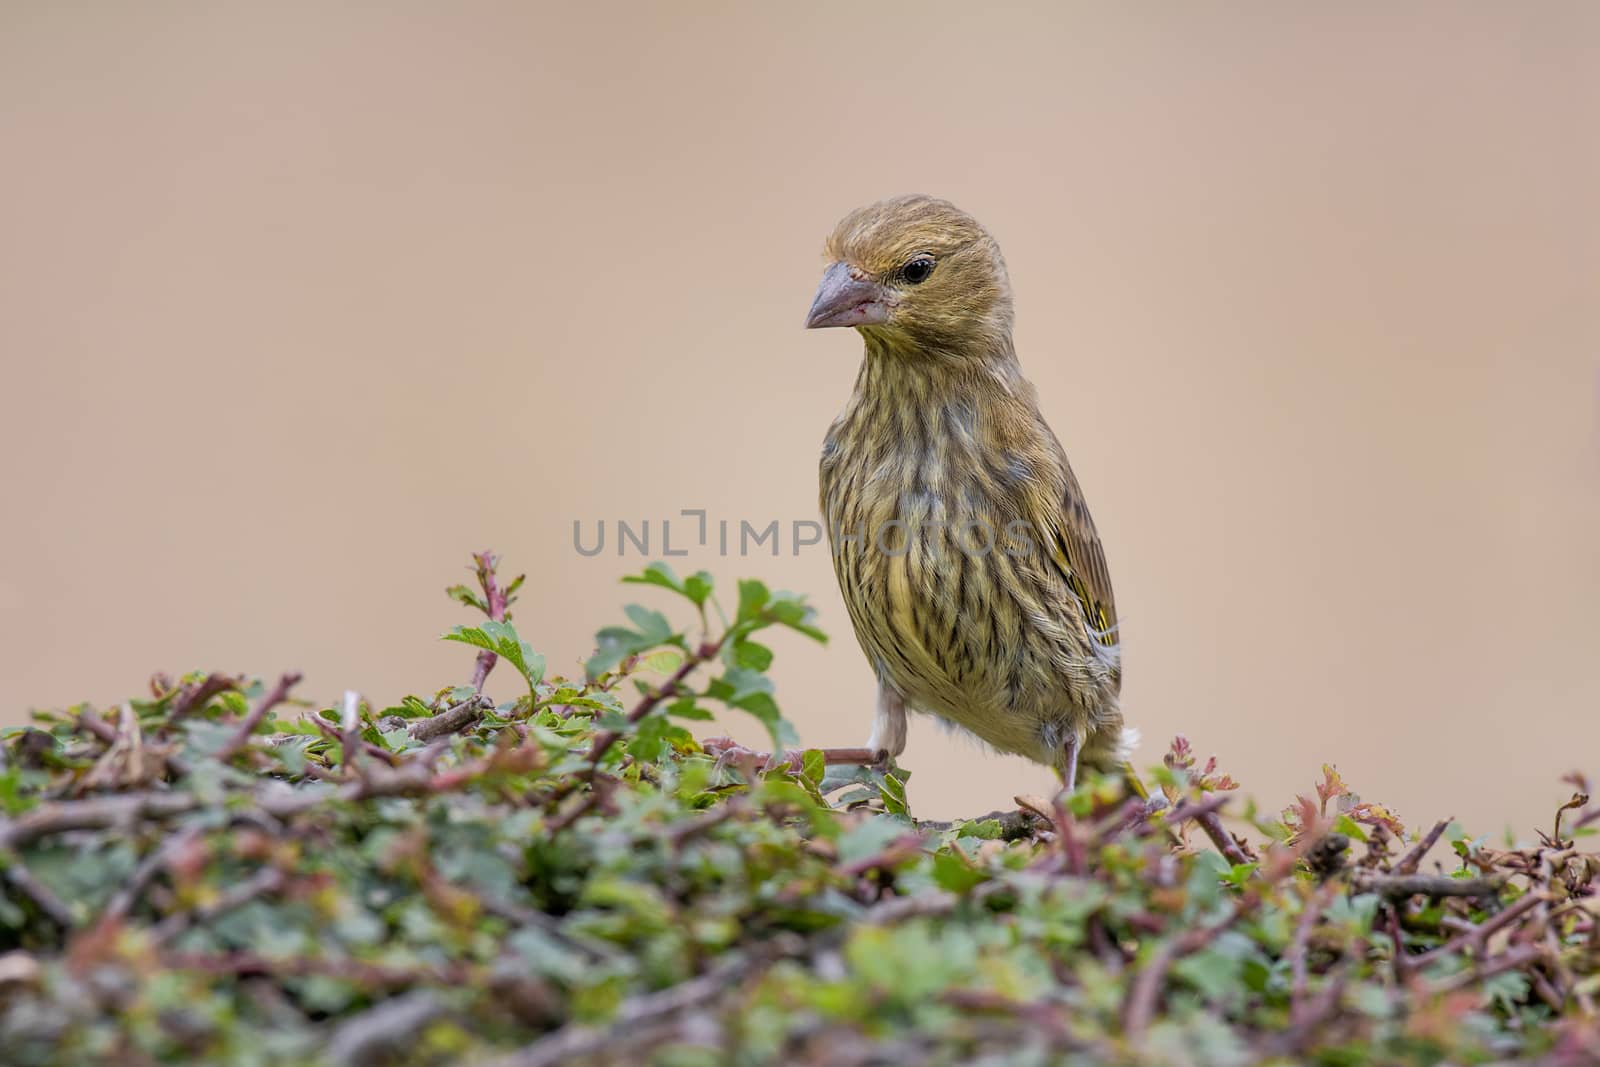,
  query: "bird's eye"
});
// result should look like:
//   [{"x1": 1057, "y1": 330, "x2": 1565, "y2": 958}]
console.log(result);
[{"x1": 901, "y1": 255, "x2": 935, "y2": 285}]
